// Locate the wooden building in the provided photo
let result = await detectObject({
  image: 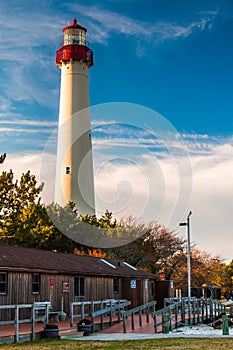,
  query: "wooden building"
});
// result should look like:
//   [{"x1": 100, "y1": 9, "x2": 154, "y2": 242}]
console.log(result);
[{"x1": 0, "y1": 245, "x2": 158, "y2": 318}]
